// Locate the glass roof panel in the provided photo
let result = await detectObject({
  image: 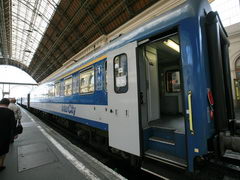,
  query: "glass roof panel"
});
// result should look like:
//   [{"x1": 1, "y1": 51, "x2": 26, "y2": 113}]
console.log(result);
[
  {"x1": 11, "y1": 0, "x2": 61, "y2": 66},
  {"x1": 211, "y1": 0, "x2": 240, "y2": 27}
]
